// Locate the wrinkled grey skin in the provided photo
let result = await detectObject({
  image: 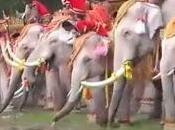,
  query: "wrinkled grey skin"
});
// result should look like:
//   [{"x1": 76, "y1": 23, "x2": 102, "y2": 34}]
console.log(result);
[
  {"x1": 21, "y1": 21, "x2": 77, "y2": 111},
  {"x1": 0, "y1": 24, "x2": 44, "y2": 113},
  {"x1": 158, "y1": 0, "x2": 175, "y2": 124},
  {"x1": 0, "y1": 60, "x2": 9, "y2": 104},
  {"x1": 53, "y1": 32, "x2": 113, "y2": 125},
  {"x1": 160, "y1": 37, "x2": 175, "y2": 122}
]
